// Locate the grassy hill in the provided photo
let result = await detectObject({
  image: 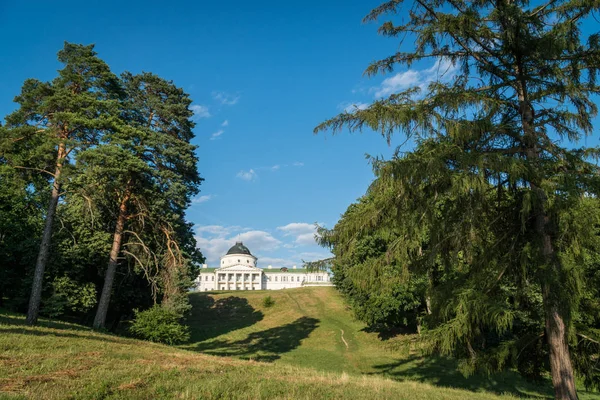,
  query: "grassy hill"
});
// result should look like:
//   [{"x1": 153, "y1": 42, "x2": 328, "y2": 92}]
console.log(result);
[
  {"x1": 0, "y1": 287, "x2": 598, "y2": 399},
  {"x1": 183, "y1": 287, "x2": 599, "y2": 399}
]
